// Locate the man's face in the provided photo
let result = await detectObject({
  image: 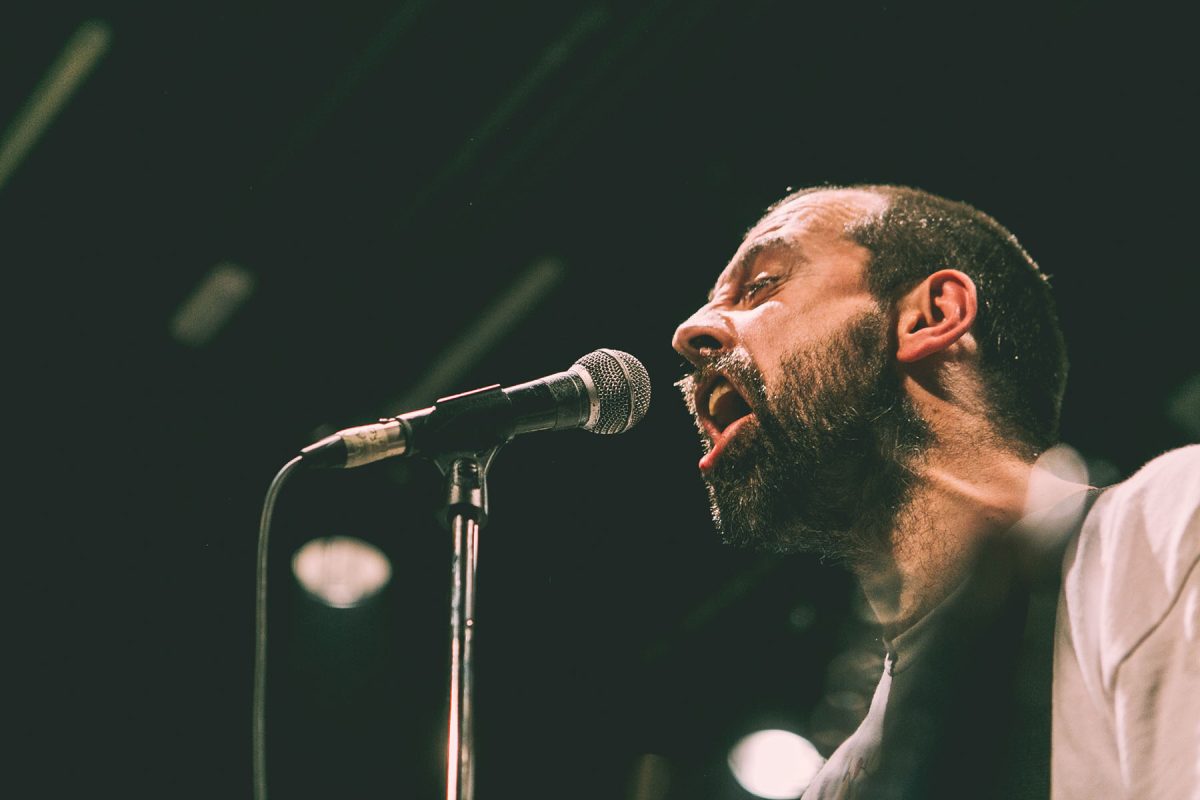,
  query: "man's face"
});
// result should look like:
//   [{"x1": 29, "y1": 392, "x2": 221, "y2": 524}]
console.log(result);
[{"x1": 673, "y1": 190, "x2": 927, "y2": 559}]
